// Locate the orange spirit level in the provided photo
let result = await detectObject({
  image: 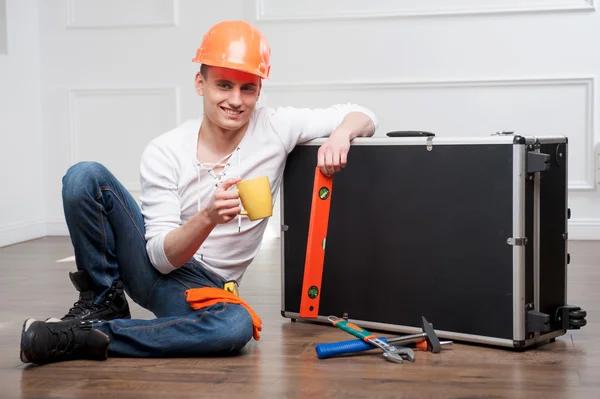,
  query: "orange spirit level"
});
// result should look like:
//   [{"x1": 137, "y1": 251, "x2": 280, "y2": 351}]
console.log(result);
[{"x1": 299, "y1": 167, "x2": 333, "y2": 318}]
